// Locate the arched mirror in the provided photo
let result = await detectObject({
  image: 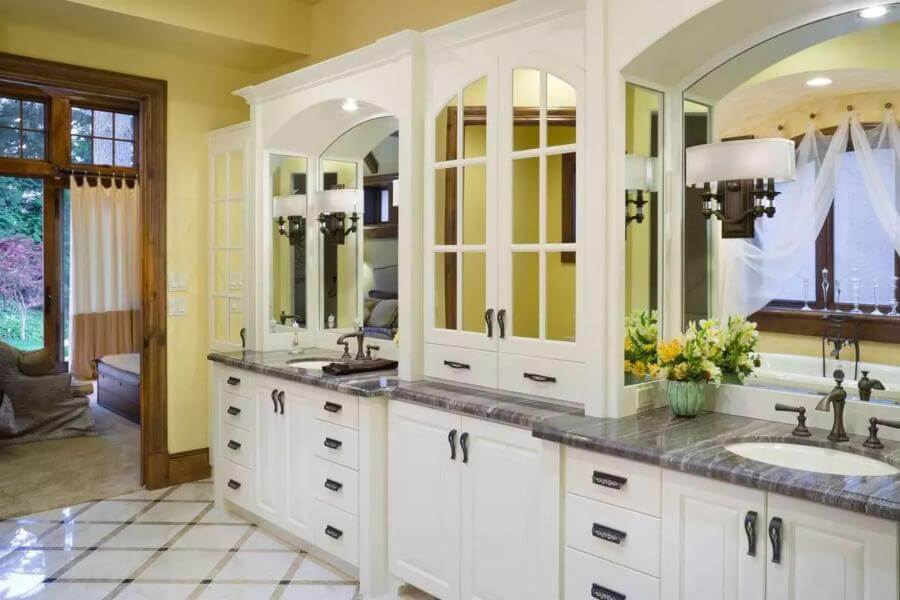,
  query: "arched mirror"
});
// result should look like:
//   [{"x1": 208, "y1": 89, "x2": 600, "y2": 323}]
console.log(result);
[{"x1": 319, "y1": 116, "x2": 400, "y2": 341}]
